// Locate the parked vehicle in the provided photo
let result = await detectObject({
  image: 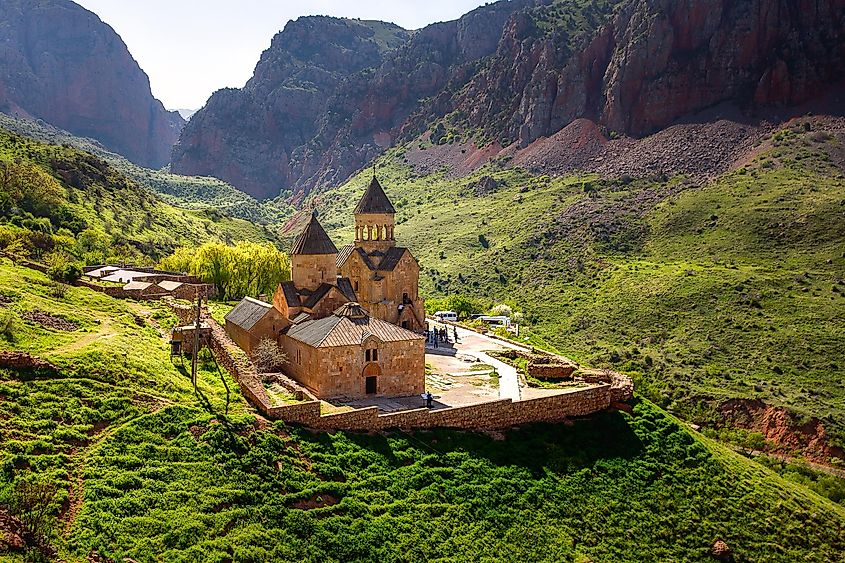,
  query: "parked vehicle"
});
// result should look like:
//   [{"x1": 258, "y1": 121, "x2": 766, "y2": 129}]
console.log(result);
[
  {"x1": 434, "y1": 311, "x2": 458, "y2": 322},
  {"x1": 477, "y1": 315, "x2": 511, "y2": 328}
]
